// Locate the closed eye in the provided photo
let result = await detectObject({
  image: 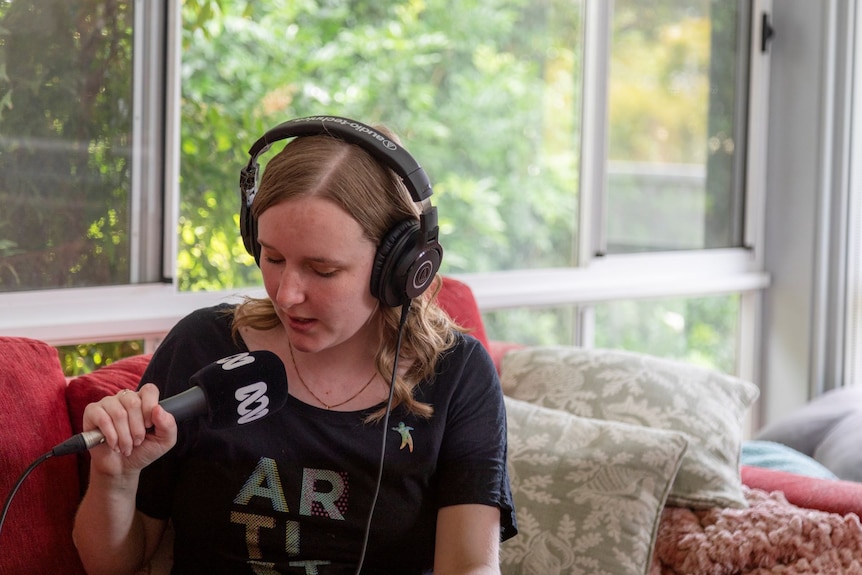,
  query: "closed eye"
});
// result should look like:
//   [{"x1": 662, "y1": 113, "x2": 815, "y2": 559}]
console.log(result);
[{"x1": 312, "y1": 267, "x2": 339, "y2": 278}]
